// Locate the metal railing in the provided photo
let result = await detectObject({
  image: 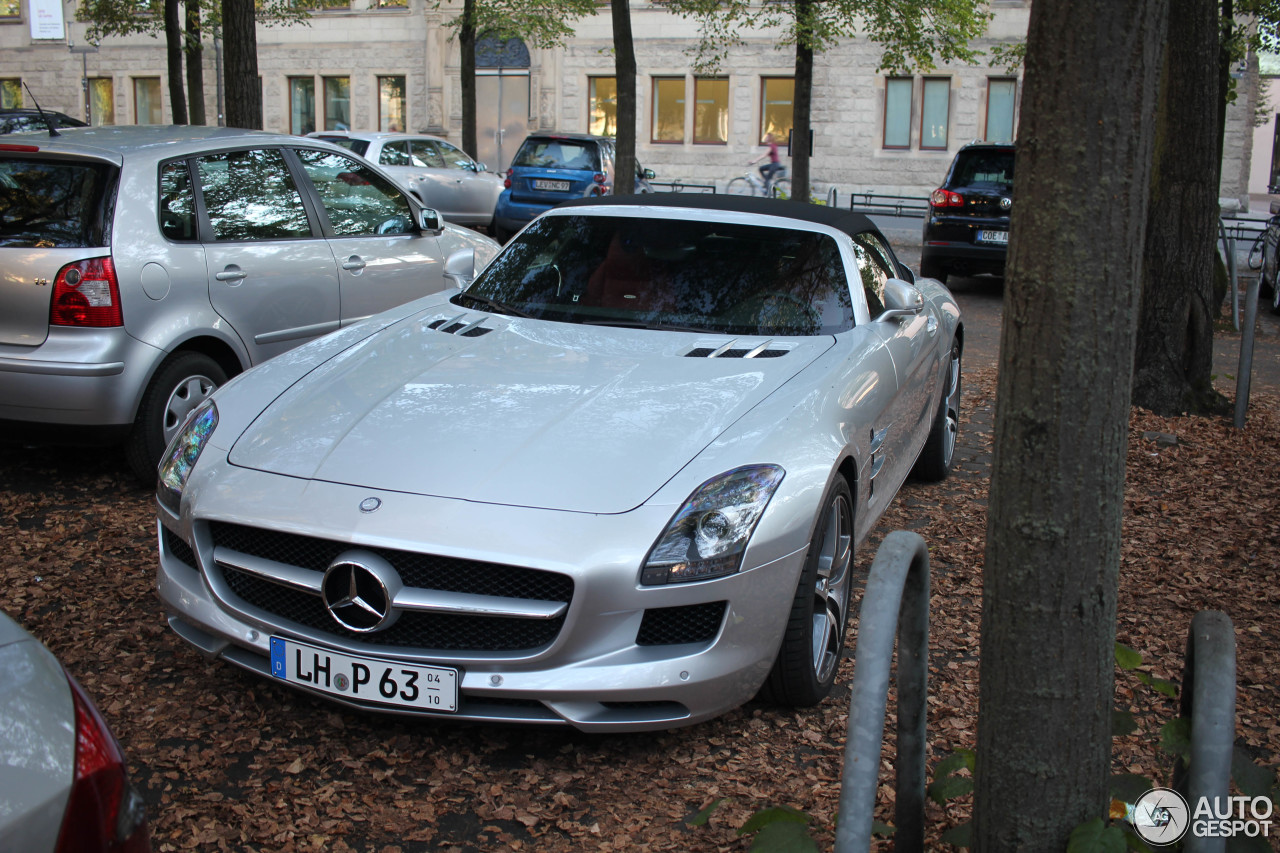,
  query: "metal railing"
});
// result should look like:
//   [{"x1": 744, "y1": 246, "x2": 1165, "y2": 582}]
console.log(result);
[
  {"x1": 835, "y1": 530, "x2": 930, "y2": 853},
  {"x1": 847, "y1": 192, "x2": 930, "y2": 219},
  {"x1": 647, "y1": 180, "x2": 717, "y2": 194}
]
